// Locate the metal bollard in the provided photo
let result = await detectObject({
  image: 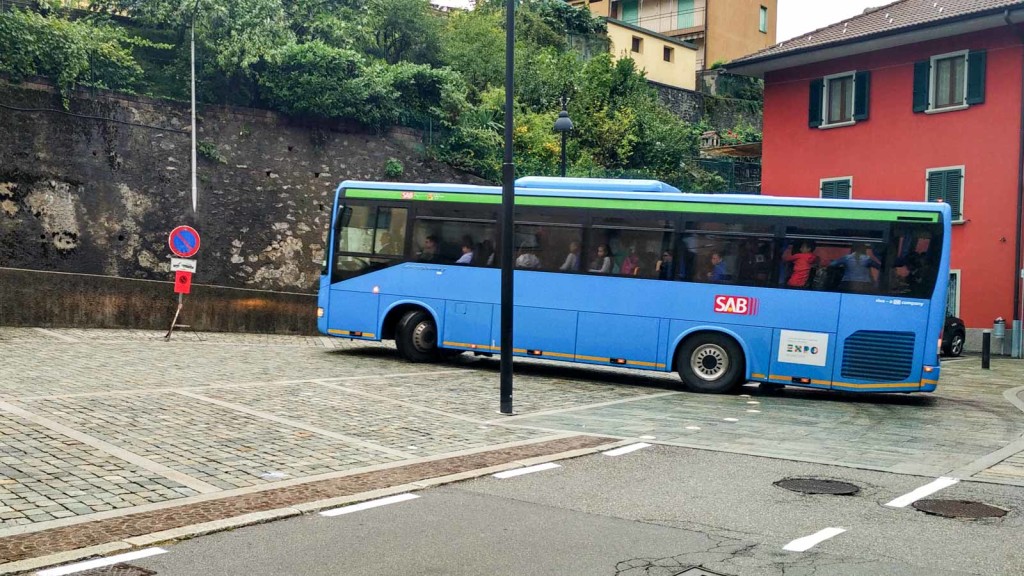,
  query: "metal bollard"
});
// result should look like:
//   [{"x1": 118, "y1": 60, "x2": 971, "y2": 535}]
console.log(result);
[{"x1": 982, "y1": 330, "x2": 991, "y2": 370}]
